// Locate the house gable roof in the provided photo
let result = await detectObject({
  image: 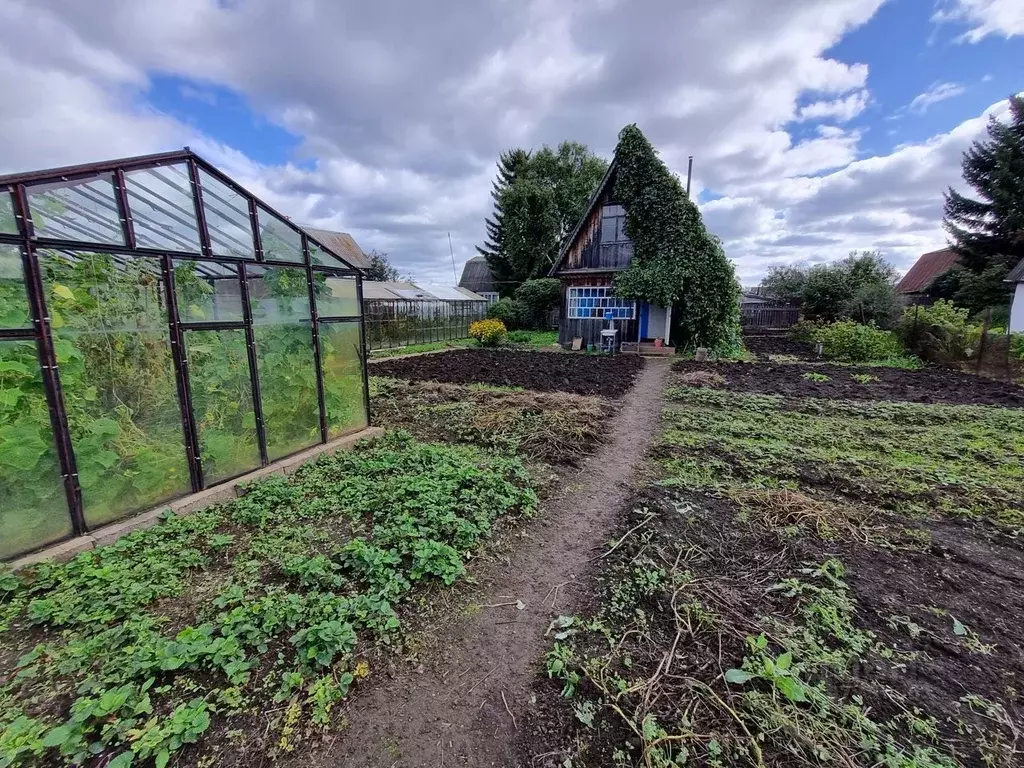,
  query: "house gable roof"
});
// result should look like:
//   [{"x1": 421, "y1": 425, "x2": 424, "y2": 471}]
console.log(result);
[
  {"x1": 548, "y1": 159, "x2": 618, "y2": 276},
  {"x1": 896, "y1": 248, "x2": 960, "y2": 294}
]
